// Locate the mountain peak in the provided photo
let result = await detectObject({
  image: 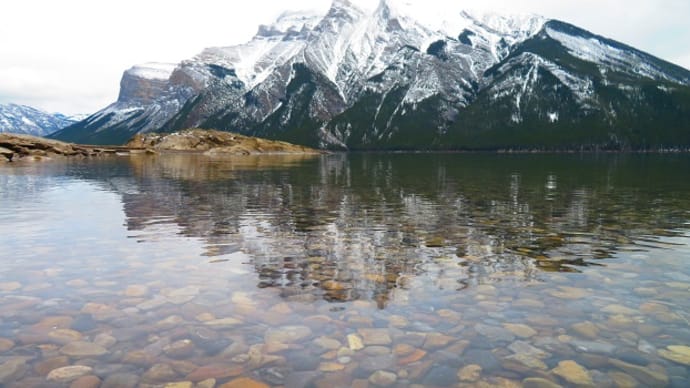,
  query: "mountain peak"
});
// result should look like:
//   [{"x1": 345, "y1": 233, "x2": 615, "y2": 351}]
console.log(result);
[
  {"x1": 54, "y1": 3, "x2": 690, "y2": 150},
  {"x1": 0, "y1": 103, "x2": 79, "y2": 137}
]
